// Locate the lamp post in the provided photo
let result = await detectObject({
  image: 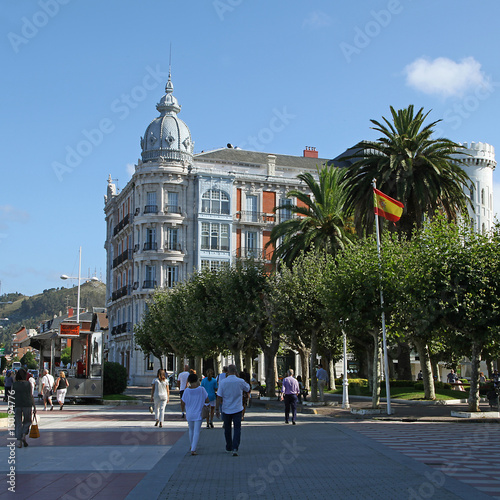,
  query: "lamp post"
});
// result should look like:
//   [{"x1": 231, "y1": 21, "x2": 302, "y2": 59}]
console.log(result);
[{"x1": 60, "y1": 246, "x2": 98, "y2": 323}]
